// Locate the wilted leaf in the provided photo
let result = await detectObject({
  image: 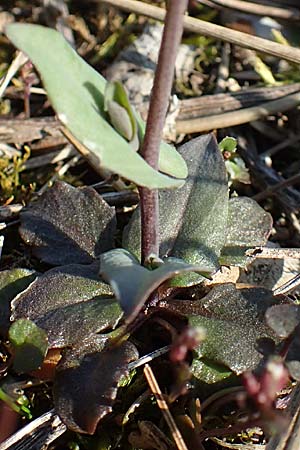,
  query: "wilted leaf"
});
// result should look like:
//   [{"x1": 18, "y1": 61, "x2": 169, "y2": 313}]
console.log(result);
[
  {"x1": 0, "y1": 269, "x2": 36, "y2": 335},
  {"x1": 19, "y1": 181, "x2": 116, "y2": 266},
  {"x1": 169, "y1": 283, "x2": 281, "y2": 376},
  {"x1": 54, "y1": 335, "x2": 138, "y2": 434},
  {"x1": 220, "y1": 197, "x2": 272, "y2": 267},
  {"x1": 11, "y1": 263, "x2": 121, "y2": 348},
  {"x1": 123, "y1": 134, "x2": 228, "y2": 286},
  {"x1": 265, "y1": 304, "x2": 300, "y2": 338},
  {"x1": 9, "y1": 319, "x2": 48, "y2": 373},
  {"x1": 6, "y1": 23, "x2": 187, "y2": 188},
  {"x1": 99, "y1": 248, "x2": 212, "y2": 322}
]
